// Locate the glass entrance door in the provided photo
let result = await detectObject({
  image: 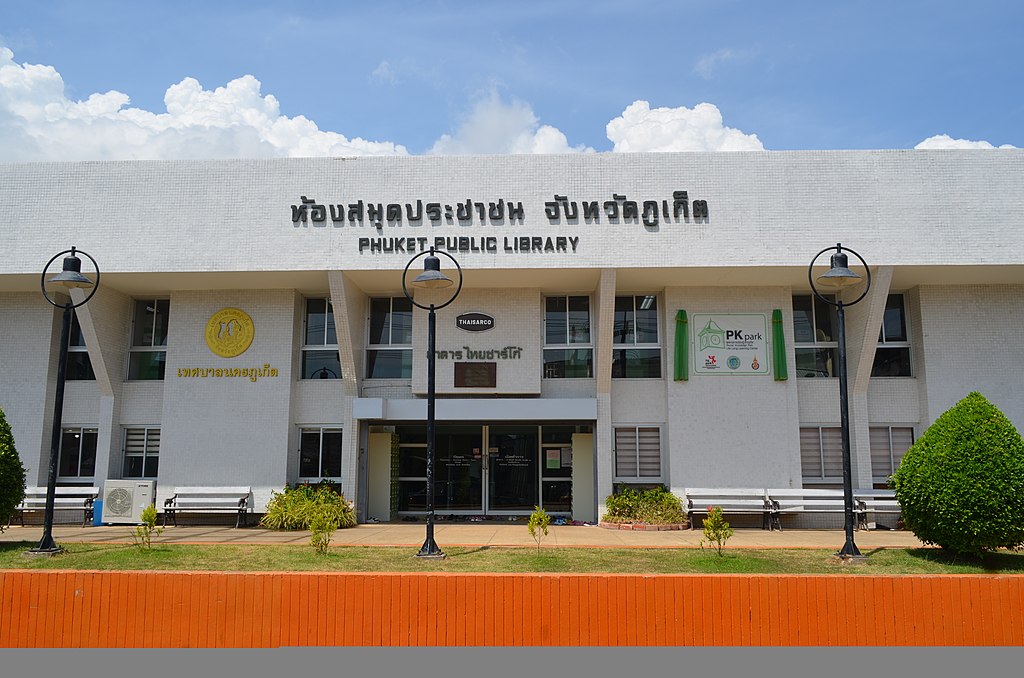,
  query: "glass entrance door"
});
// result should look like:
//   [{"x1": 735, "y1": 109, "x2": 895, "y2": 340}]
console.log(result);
[
  {"x1": 397, "y1": 425, "x2": 483, "y2": 513},
  {"x1": 486, "y1": 425, "x2": 539, "y2": 512},
  {"x1": 396, "y1": 424, "x2": 573, "y2": 515},
  {"x1": 435, "y1": 426, "x2": 483, "y2": 511}
]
